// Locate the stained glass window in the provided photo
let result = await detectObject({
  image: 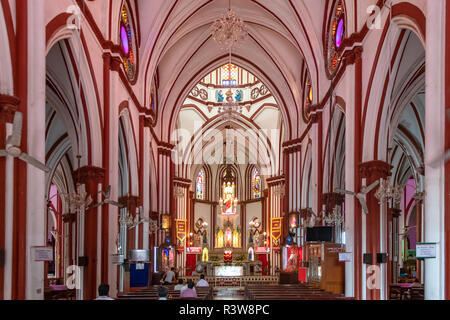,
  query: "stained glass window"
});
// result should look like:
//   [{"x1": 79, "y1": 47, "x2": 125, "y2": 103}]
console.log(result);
[
  {"x1": 150, "y1": 85, "x2": 156, "y2": 112},
  {"x1": 327, "y1": 0, "x2": 345, "y2": 77},
  {"x1": 221, "y1": 64, "x2": 238, "y2": 86},
  {"x1": 303, "y1": 78, "x2": 313, "y2": 123},
  {"x1": 252, "y1": 168, "x2": 261, "y2": 199},
  {"x1": 120, "y1": 3, "x2": 137, "y2": 82},
  {"x1": 196, "y1": 169, "x2": 205, "y2": 200}
]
